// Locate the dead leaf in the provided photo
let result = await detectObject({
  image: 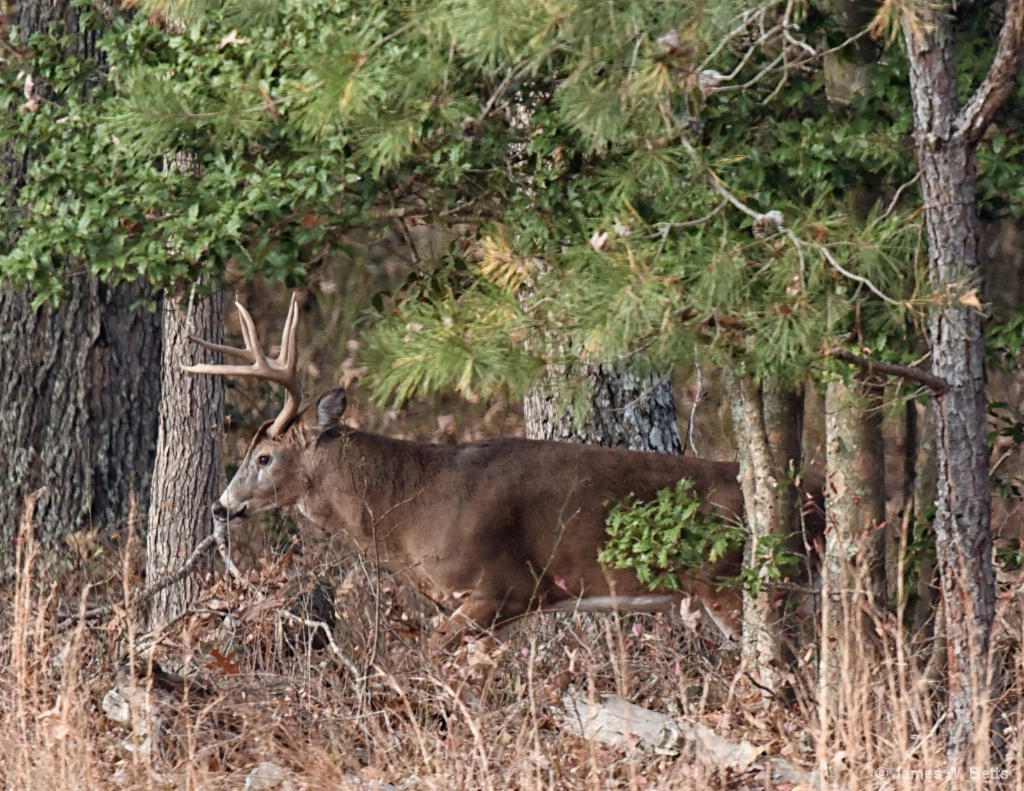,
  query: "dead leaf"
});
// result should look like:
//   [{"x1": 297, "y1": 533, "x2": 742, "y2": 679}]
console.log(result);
[
  {"x1": 679, "y1": 597, "x2": 702, "y2": 633},
  {"x1": 207, "y1": 648, "x2": 240, "y2": 676},
  {"x1": 66, "y1": 527, "x2": 100, "y2": 561},
  {"x1": 337, "y1": 576, "x2": 357, "y2": 595},
  {"x1": 466, "y1": 640, "x2": 506, "y2": 669},
  {"x1": 466, "y1": 649, "x2": 496, "y2": 669},
  {"x1": 828, "y1": 469, "x2": 847, "y2": 499},
  {"x1": 958, "y1": 288, "x2": 983, "y2": 311},
  {"x1": 216, "y1": 30, "x2": 248, "y2": 50},
  {"x1": 562, "y1": 693, "x2": 767, "y2": 771},
  {"x1": 589, "y1": 230, "x2": 609, "y2": 251}
]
